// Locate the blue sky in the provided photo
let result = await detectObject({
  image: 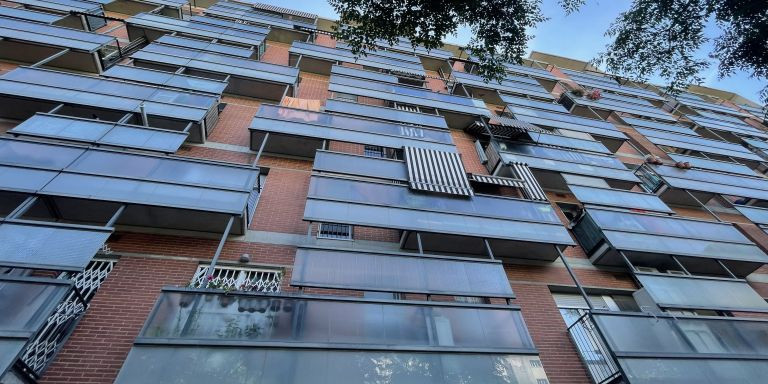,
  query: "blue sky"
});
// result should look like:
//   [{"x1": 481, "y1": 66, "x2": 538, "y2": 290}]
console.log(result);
[{"x1": 261, "y1": 0, "x2": 764, "y2": 103}]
